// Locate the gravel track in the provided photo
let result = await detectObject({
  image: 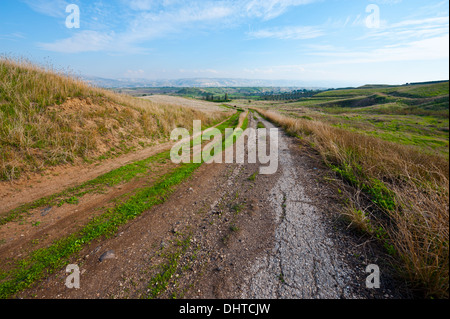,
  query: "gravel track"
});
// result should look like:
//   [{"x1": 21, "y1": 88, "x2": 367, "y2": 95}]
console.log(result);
[{"x1": 240, "y1": 115, "x2": 360, "y2": 299}]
